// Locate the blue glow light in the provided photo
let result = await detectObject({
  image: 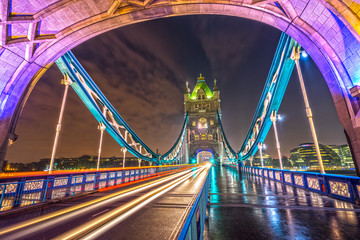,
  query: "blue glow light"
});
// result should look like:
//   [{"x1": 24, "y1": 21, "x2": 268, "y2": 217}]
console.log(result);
[{"x1": 301, "y1": 51, "x2": 308, "y2": 58}]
